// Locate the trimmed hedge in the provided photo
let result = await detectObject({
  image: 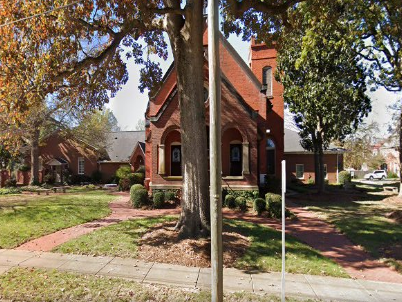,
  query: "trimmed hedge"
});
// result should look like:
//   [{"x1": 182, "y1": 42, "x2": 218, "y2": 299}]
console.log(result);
[
  {"x1": 153, "y1": 192, "x2": 165, "y2": 209},
  {"x1": 130, "y1": 184, "x2": 145, "y2": 202},
  {"x1": 165, "y1": 191, "x2": 176, "y2": 201},
  {"x1": 236, "y1": 196, "x2": 247, "y2": 212},
  {"x1": 132, "y1": 189, "x2": 148, "y2": 208},
  {"x1": 265, "y1": 193, "x2": 282, "y2": 204},
  {"x1": 254, "y1": 198, "x2": 266, "y2": 215},
  {"x1": 131, "y1": 172, "x2": 144, "y2": 185},
  {"x1": 225, "y1": 194, "x2": 236, "y2": 209}
]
